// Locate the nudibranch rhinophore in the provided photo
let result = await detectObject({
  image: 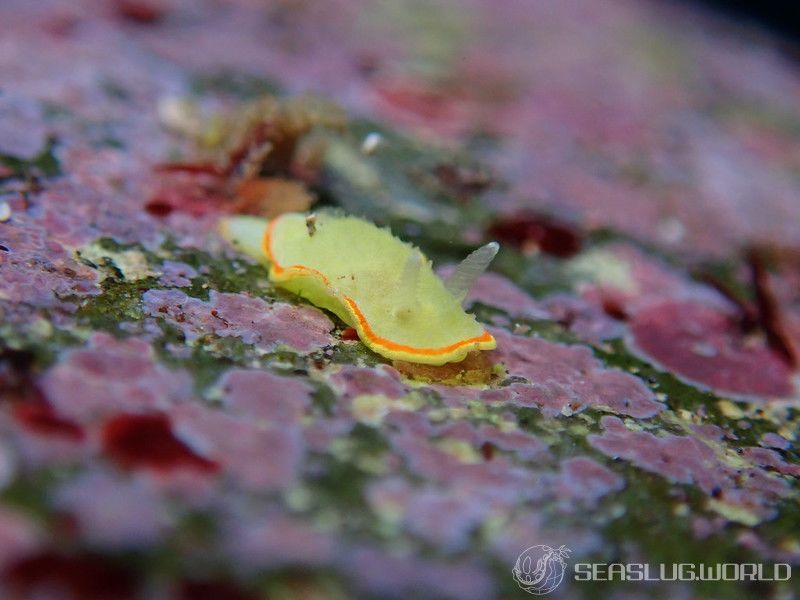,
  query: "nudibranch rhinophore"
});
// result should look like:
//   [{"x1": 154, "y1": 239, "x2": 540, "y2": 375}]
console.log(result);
[{"x1": 219, "y1": 212, "x2": 499, "y2": 365}]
